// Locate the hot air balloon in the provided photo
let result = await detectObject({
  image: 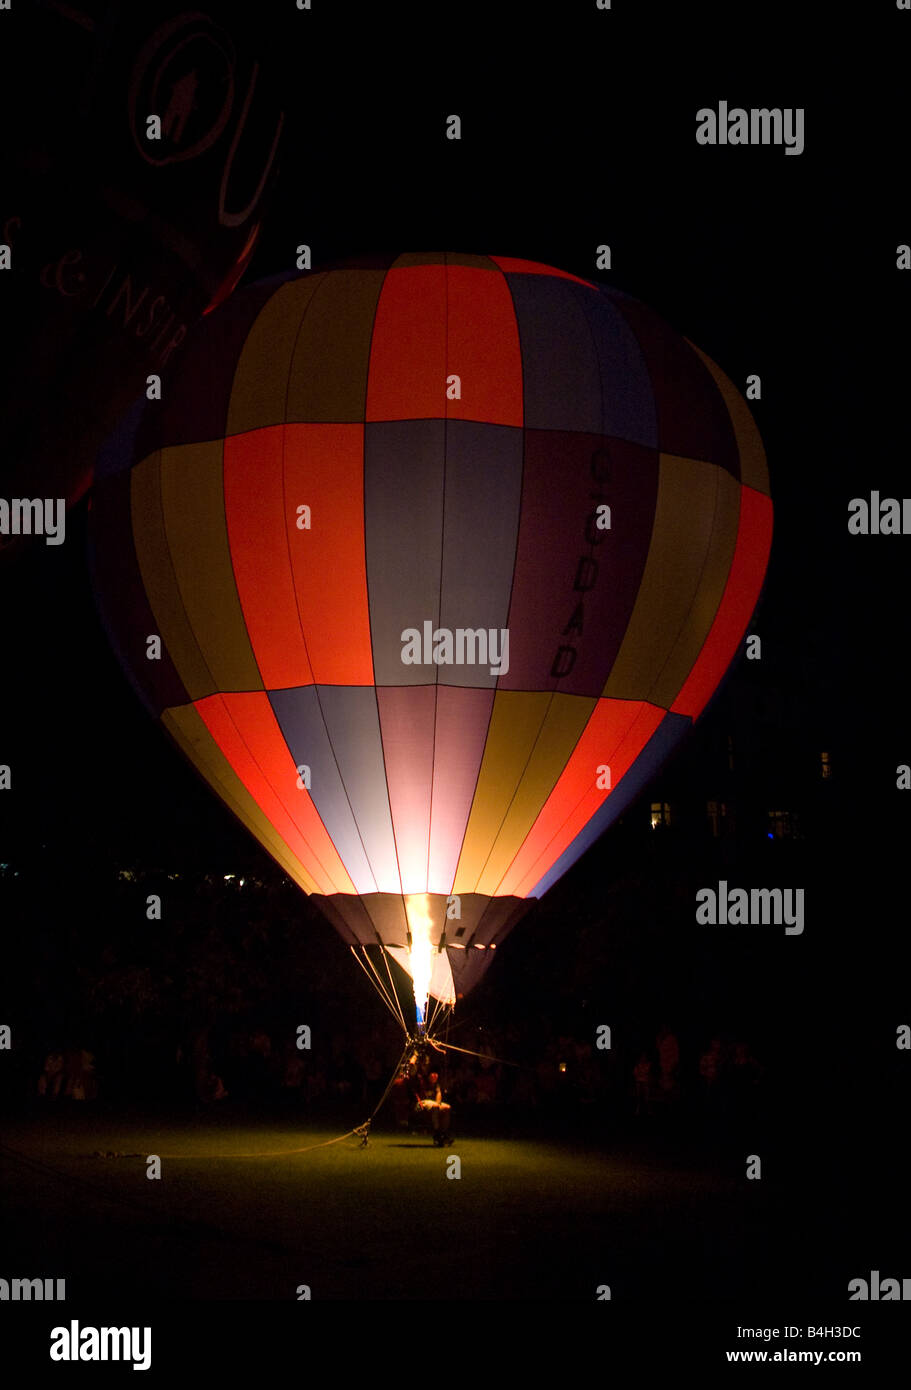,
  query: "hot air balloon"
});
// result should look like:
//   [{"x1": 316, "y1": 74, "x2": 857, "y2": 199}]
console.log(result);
[
  {"x1": 0, "y1": 0, "x2": 283, "y2": 558},
  {"x1": 89, "y1": 252, "x2": 772, "y2": 1037}
]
